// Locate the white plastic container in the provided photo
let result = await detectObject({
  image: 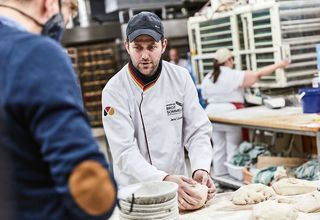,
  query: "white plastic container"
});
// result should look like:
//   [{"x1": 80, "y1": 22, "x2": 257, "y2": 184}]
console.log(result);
[{"x1": 224, "y1": 162, "x2": 244, "y2": 181}]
